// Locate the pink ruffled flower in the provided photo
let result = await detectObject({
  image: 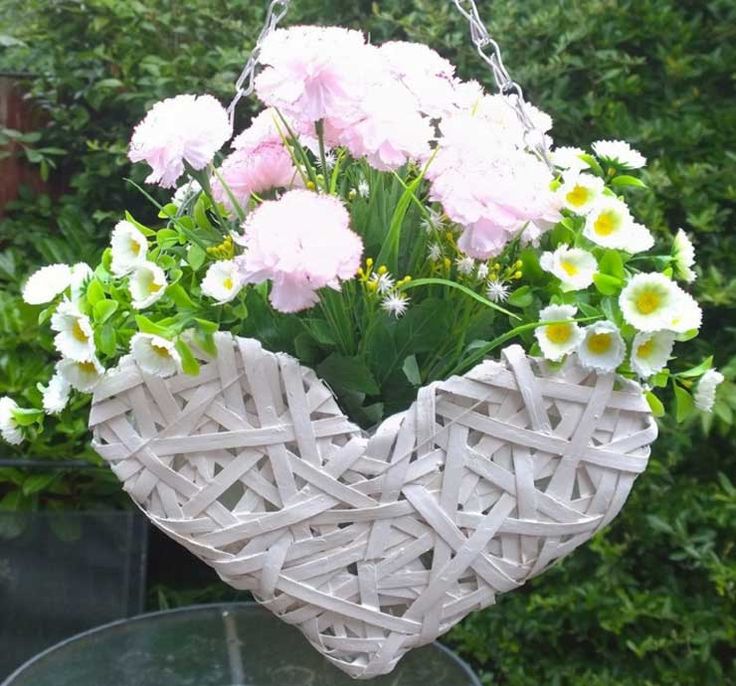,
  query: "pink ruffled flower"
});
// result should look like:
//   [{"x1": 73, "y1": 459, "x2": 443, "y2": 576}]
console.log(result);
[
  {"x1": 378, "y1": 41, "x2": 457, "y2": 117},
  {"x1": 213, "y1": 109, "x2": 303, "y2": 209},
  {"x1": 213, "y1": 144, "x2": 300, "y2": 209},
  {"x1": 255, "y1": 26, "x2": 377, "y2": 131},
  {"x1": 429, "y1": 113, "x2": 558, "y2": 259},
  {"x1": 337, "y1": 82, "x2": 433, "y2": 171},
  {"x1": 129, "y1": 94, "x2": 231, "y2": 188},
  {"x1": 235, "y1": 190, "x2": 363, "y2": 313}
]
